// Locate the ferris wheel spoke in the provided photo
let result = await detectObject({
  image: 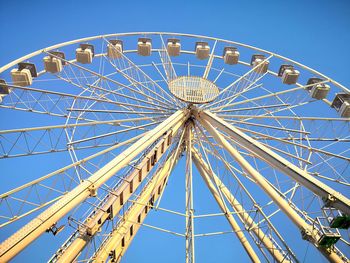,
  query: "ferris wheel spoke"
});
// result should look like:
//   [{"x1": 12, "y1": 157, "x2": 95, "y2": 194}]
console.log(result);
[
  {"x1": 219, "y1": 73, "x2": 268, "y2": 108},
  {"x1": 193, "y1": 151, "x2": 294, "y2": 262},
  {"x1": 198, "y1": 110, "x2": 350, "y2": 215},
  {"x1": 0, "y1": 84, "x2": 71, "y2": 117},
  {"x1": 158, "y1": 34, "x2": 178, "y2": 82},
  {"x1": 206, "y1": 54, "x2": 273, "y2": 109},
  {"x1": 227, "y1": 118, "x2": 310, "y2": 135},
  {"x1": 45, "y1": 50, "x2": 176, "y2": 109},
  {"x1": 217, "y1": 132, "x2": 313, "y2": 166},
  {"x1": 0, "y1": 132, "x2": 146, "y2": 229},
  {"x1": 308, "y1": 150, "x2": 350, "y2": 185},
  {"x1": 102, "y1": 37, "x2": 178, "y2": 107},
  {"x1": 212, "y1": 103, "x2": 290, "y2": 114},
  {"x1": 0, "y1": 83, "x2": 158, "y2": 119},
  {"x1": 227, "y1": 125, "x2": 350, "y2": 162},
  {"x1": 210, "y1": 79, "x2": 327, "y2": 112},
  {"x1": 217, "y1": 115, "x2": 350, "y2": 121},
  {"x1": 0, "y1": 117, "x2": 164, "y2": 159},
  {"x1": 87, "y1": 132, "x2": 185, "y2": 262},
  {"x1": 151, "y1": 62, "x2": 168, "y2": 83},
  {"x1": 154, "y1": 126, "x2": 187, "y2": 209},
  {"x1": 213, "y1": 67, "x2": 225, "y2": 83},
  {"x1": 55, "y1": 66, "x2": 123, "y2": 103},
  {"x1": 54, "y1": 70, "x2": 97, "y2": 96},
  {"x1": 198, "y1": 114, "x2": 349, "y2": 262},
  {"x1": 67, "y1": 121, "x2": 162, "y2": 146},
  {"x1": 205, "y1": 82, "x2": 263, "y2": 110},
  {"x1": 0, "y1": 110, "x2": 188, "y2": 262},
  {"x1": 192, "y1": 148, "x2": 261, "y2": 262},
  {"x1": 87, "y1": 83, "x2": 172, "y2": 111},
  {"x1": 219, "y1": 100, "x2": 316, "y2": 125},
  {"x1": 193, "y1": 124, "x2": 298, "y2": 262},
  {"x1": 217, "y1": 90, "x2": 314, "y2": 161},
  {"x1": 101, "y1": 54, "x2": 175, "y2": 108},
  {"x1": 66, "y1": 107, "x2": 170, "y2": 116},
  {"x1": 52, "y1": 129, "x2": 184, "y2": 262},
  {"x1": 251, "y1": 136, "x2": 350, "y2": 142},
  {"x1": 203, "y1": 40, "x2": 217, "y2": 79}
]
